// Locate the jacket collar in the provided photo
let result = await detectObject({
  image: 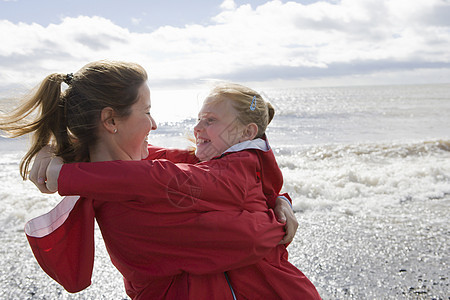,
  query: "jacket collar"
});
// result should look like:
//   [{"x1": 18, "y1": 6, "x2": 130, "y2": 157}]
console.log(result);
[{"x1": 222, "y1": 137, "x2": 270, "y2": 155}]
